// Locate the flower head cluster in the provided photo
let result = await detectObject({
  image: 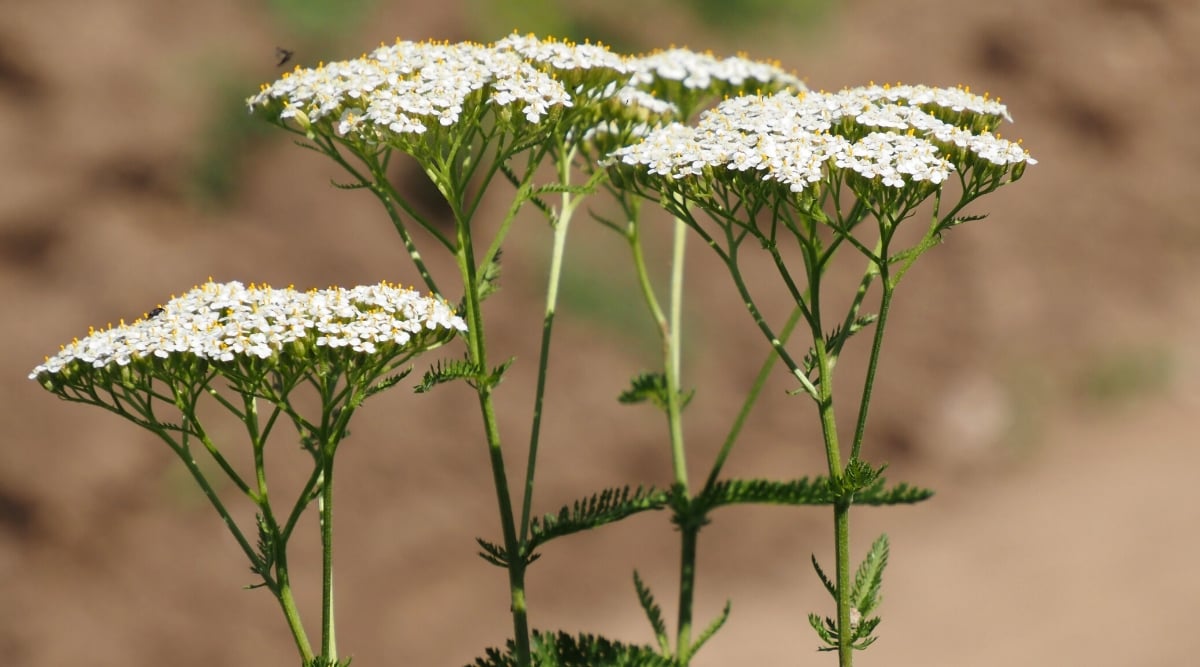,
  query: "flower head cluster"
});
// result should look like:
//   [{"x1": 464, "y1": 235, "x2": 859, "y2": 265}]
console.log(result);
[
  {"x1": 247, "y1": 35, "x2": 636, "y2": 144},
  {"x1": 627, "y1": 48, "x2": 805, "y2": 96},
  {"x1": 30, "y1": 281, "x2": 465, "y2": 386},
  {"x1": 609, "y1": 84, "x2": 1035, "y2": 194},
  {"x1": 248, "y1": 34, "x2": 816, "y2": 158}
]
